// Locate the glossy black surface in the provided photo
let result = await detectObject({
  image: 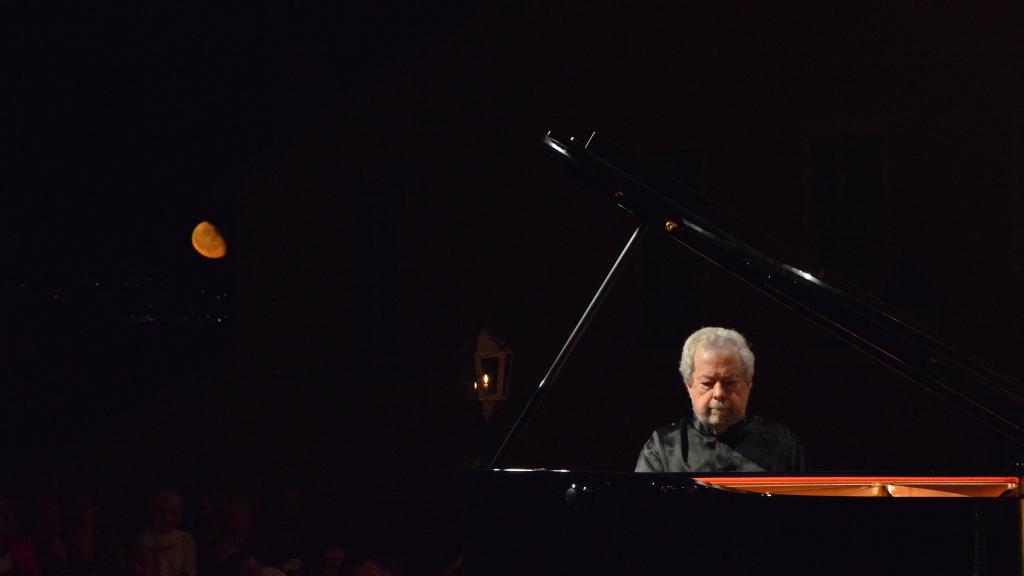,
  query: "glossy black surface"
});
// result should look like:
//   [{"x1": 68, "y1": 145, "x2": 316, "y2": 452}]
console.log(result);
[{"x1": 464, "y1": 470, "x2": 1021, "y2": 575}]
